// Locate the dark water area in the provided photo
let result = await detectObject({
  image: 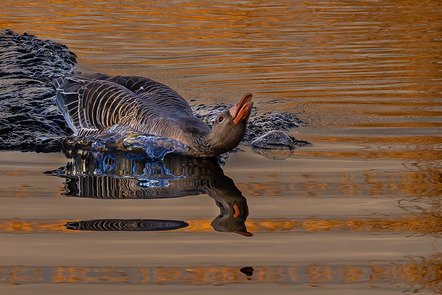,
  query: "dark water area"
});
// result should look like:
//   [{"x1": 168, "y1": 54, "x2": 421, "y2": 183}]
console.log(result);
[{"x1": 0, "y1": 1, "x2": 441, "y2": 294}]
